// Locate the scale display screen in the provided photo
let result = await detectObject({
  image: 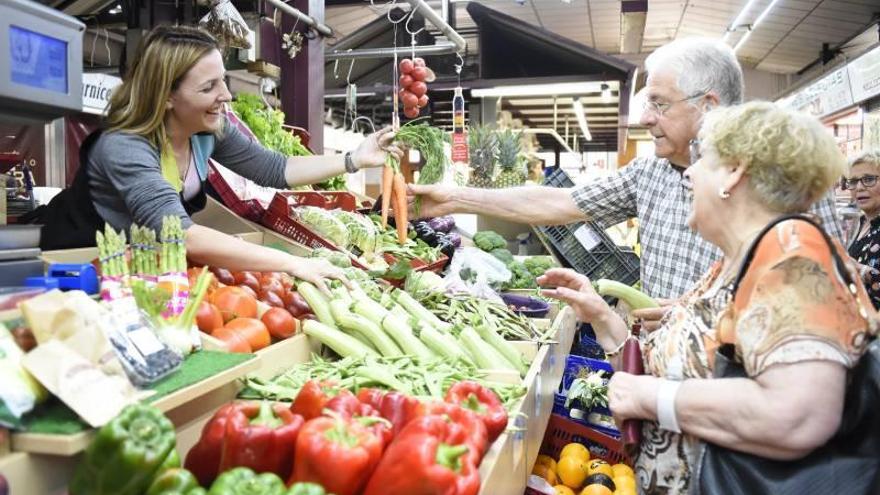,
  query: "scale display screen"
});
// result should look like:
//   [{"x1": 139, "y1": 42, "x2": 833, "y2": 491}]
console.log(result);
[{"x1": 9, "y1": 25, "x2": 68, "y2": 94}]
